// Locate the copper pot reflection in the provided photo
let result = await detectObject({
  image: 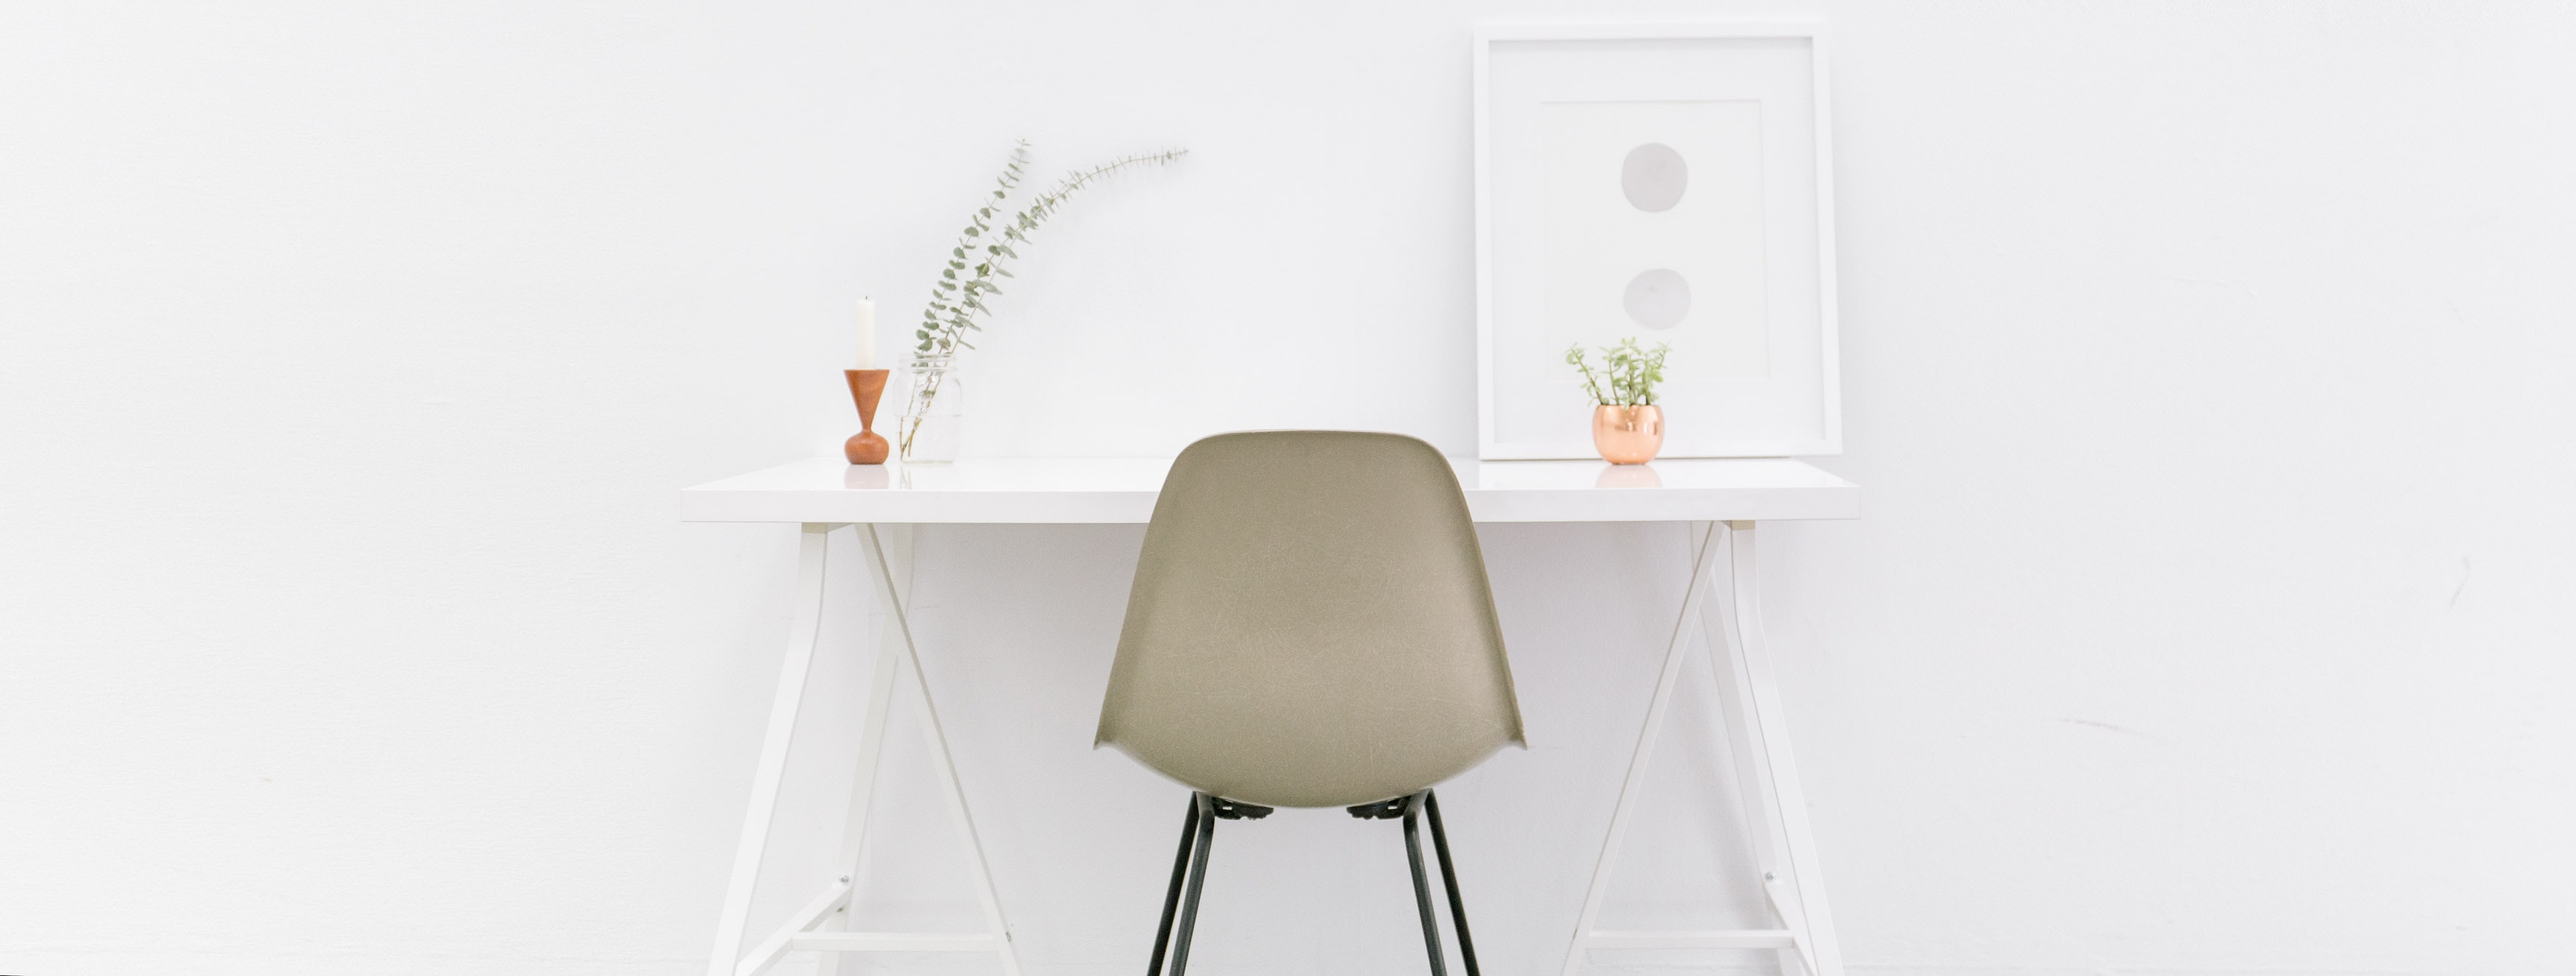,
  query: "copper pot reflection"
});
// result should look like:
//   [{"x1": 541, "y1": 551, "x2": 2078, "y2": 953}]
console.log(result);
[
  {"x1": 1593, "y1": 464, "x2": 1663, "y2": 489},
  {"x1": 1591, "y1": 404, "x2": 1665, "y2": 464}
]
